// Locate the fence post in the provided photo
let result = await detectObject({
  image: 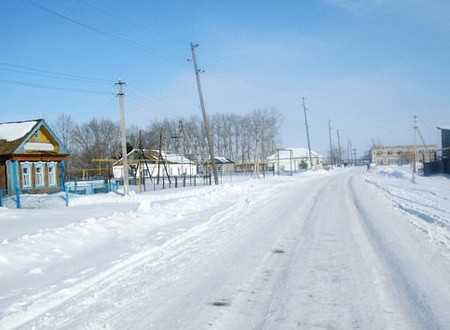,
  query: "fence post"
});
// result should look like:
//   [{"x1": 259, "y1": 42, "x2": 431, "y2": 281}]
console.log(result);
[
  {"x1": 65, "y1": 187, "x2": 69, "y2": 207},
  {"x1": 15, "y1": 188, "x2": 21, "y2": 209}
]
